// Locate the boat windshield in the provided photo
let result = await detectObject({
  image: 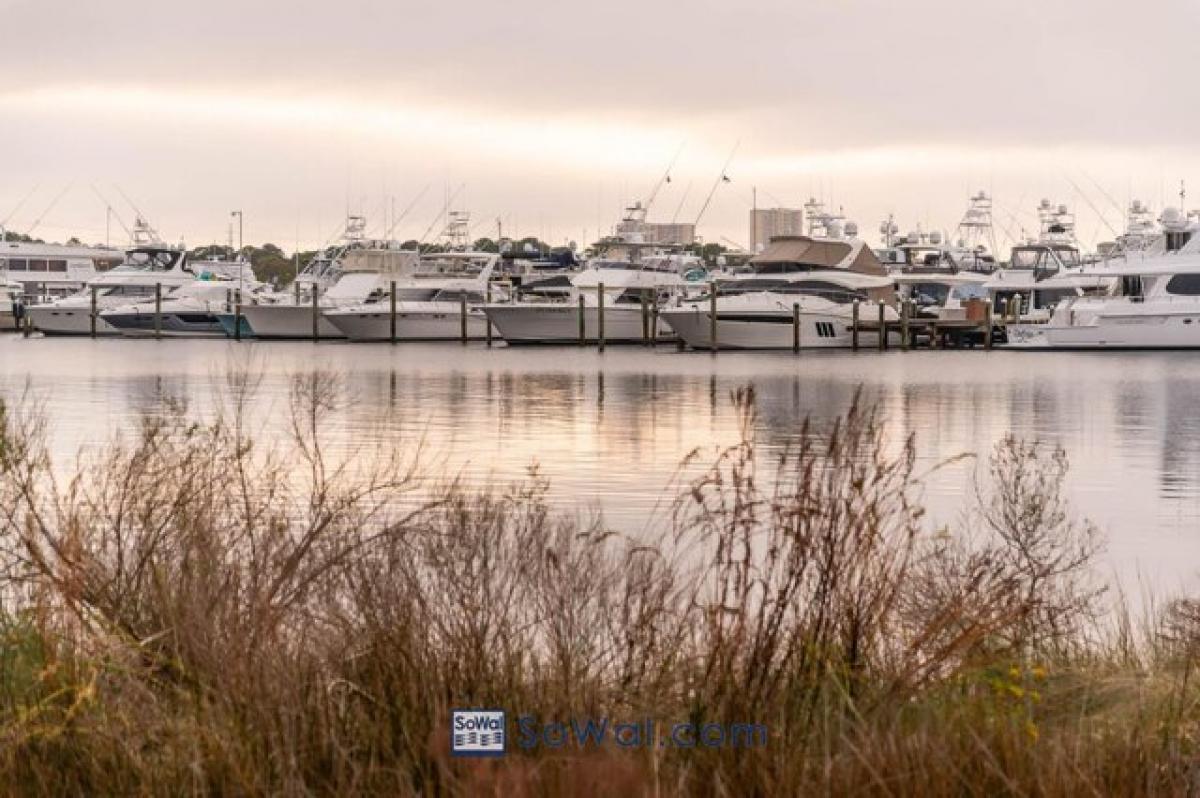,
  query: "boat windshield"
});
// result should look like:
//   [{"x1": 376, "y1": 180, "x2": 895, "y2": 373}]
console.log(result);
[
  {"x1": 112, "y1": 249, "x2": 183, "y2": 273},
  {"x1": 716, "y1": 279, "x2": 867, "y2": 304},
  {"x1": 906, "y1": 282, "x2": 951, "y2": 306}
]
